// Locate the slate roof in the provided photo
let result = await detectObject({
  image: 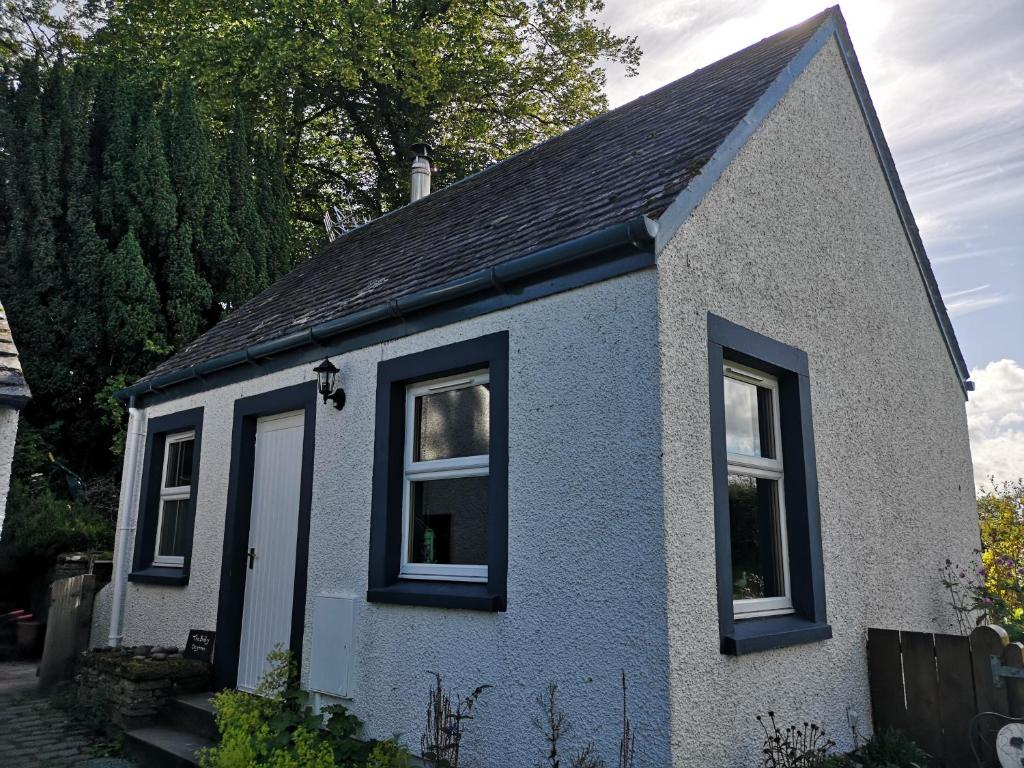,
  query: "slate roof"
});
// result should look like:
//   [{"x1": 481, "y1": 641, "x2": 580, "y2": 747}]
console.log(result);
[
  {"x1": 138, "y1": 8, "x2": 834, "y2": 386},
  {"x1": 0, "y1": 301, "x2": 31, "y2": 408}
]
